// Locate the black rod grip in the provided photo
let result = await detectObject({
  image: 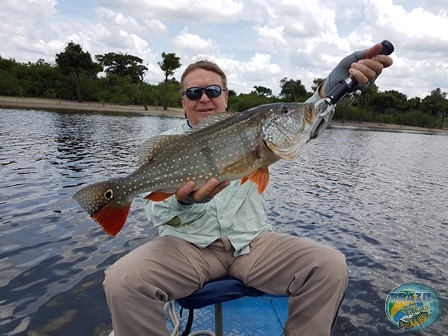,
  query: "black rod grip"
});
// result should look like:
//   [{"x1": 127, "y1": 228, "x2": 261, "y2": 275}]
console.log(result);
[
  {"x1": 380, "y1": 40, "x2": 394, "y2": 56},
  {"x1": 326, "y1": 40, "x2": 394, "y2": 104}
]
